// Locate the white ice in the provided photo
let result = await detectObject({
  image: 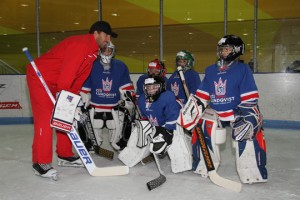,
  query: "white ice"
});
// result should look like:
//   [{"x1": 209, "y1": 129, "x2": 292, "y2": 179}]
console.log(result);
[{"x1": 0, "y1": 124, "x2": 299, "y2": 200}]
